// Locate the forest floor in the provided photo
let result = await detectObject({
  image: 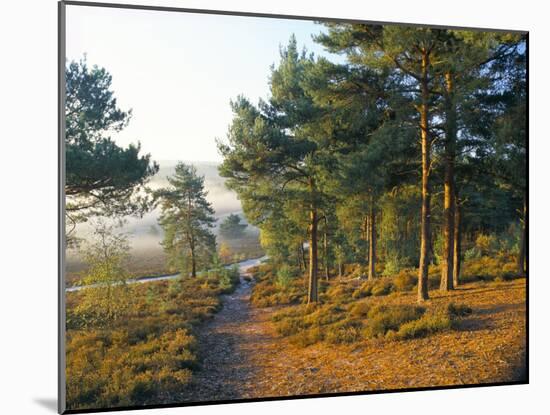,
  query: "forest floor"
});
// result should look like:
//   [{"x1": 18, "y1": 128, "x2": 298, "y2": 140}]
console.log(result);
[{"x1": 179, "y1": 274, "x2": 527, "y2": 402}]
